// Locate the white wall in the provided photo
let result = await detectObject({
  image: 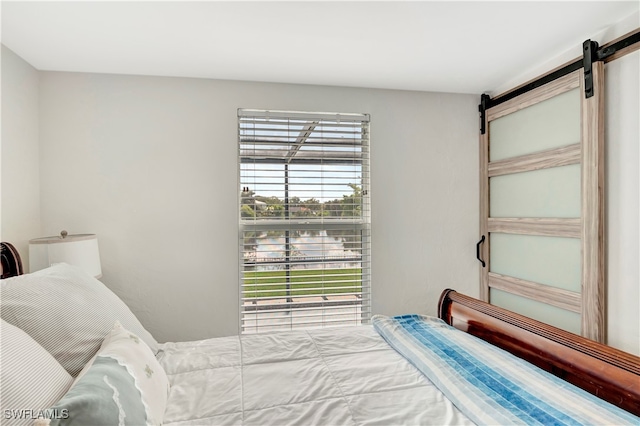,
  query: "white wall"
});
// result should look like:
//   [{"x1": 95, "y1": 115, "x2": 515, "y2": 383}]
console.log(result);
[
  {"x1": 4, "y1": 31, "x2": 636, "y2": 353},
  {"x1": 605, "y1": 50, "x2": 639, "y2": 355},
  {"x1": 37, "y1": 72, "x2": 479, "y2": 342},
  {"x1": 1, "y1": 45, "x2": 40, "y2": 269}
]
